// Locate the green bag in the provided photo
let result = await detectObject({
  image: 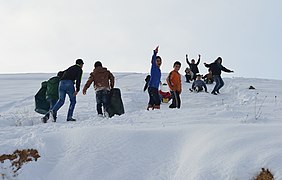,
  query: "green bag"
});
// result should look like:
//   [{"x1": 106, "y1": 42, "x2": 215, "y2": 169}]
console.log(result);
[{"x1": 34, "y1": 81, "x2": 50, "y2": 114}]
